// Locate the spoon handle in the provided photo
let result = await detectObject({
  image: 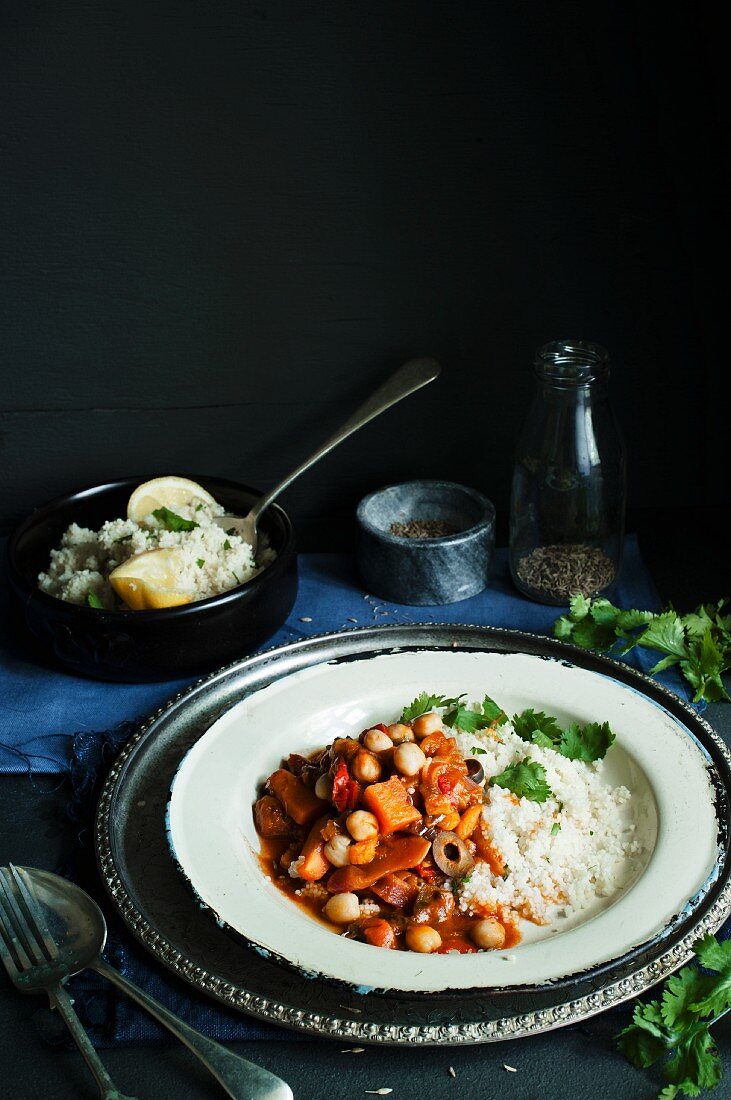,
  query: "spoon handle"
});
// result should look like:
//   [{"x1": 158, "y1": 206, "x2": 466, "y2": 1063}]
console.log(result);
[
  {"x1": 93, "y1": 959, "x2": 293, "y2": 1100},
  {"x1": 49, "y1": 982, "x2": 139, "y2": 1100},
  {"x1": 252, "y1": 356, "x2": 441, "y2": 522}
]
